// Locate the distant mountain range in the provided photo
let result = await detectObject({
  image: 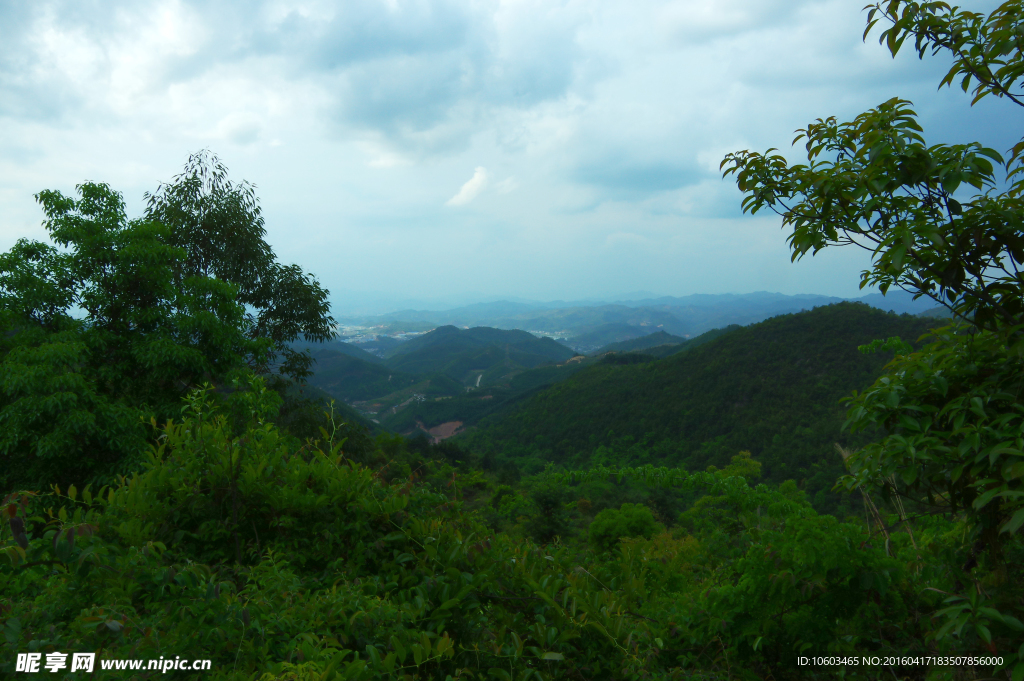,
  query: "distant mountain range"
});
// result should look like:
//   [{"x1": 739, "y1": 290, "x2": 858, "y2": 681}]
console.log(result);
[
  {"x1": 337, "y1": 290, "x2": 940, "y2": 343},
  {"x1": 298, "y1": 326, "x2": 576, "y2": 410},
  {"x1": 302, "y1": 292, "x2": 945, "y2": 431}
]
